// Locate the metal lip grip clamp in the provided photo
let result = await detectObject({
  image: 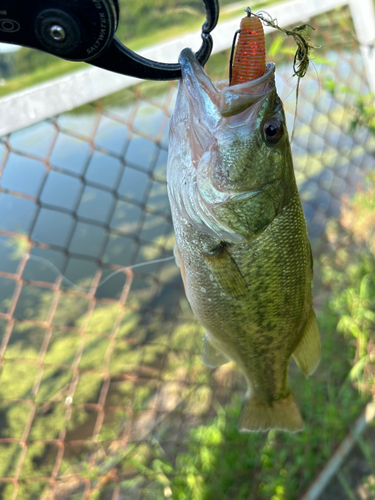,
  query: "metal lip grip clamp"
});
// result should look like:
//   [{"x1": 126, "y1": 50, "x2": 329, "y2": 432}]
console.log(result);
[{"x1": 0, "y1": 0, "x2": 219, "y2": 80}]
